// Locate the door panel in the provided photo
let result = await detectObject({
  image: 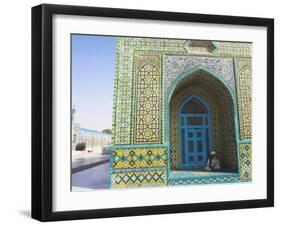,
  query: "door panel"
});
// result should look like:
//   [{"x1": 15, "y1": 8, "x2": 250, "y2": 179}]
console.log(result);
[{"x1": 180, "y1": 115, "x2": 209, "y2": 167}]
